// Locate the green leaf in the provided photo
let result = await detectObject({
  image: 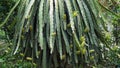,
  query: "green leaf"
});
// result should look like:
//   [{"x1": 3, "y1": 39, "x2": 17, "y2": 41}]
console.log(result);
[{"x1": 0, "y1": 59, "x2": 5, "y2": 62}]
